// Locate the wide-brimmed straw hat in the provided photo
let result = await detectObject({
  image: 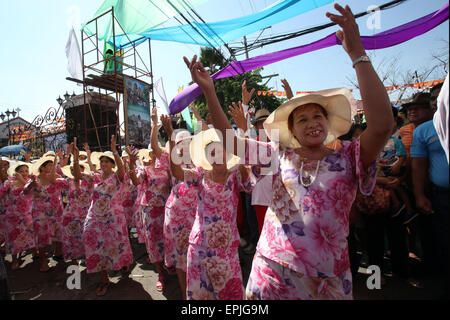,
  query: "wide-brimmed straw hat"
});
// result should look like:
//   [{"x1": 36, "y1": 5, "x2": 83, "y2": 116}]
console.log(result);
[
  {"x1": 138, "y1": 148, "x2": 153, "y2": 163},
  {"x1": 263, "y1": 88, "x2": 353, "y2": 149},
  {"x1": 189, "y1": 128, "x2": 240, "y2": 171},
  {"x1": 175, "y1": 130, "x2": 192, "y2": 145},
  {"x1": 251, "y1": 109, "x2": 270, "y2": 125},
  {"x1": 7, "y1": 162, "x2": 31, "y2": 178},
  {"x1": 31, "y1": 156, "x2": 56, "y2": 176},
  {"x1": 91, "y1": 151, "x2": 117, "y2": 172},
  {"x1": 43, "y1": 151, "x2": 56, "y2": 158},
  {"x1": 61, "y1": 162, "x2": 90, "y2": 179}
]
